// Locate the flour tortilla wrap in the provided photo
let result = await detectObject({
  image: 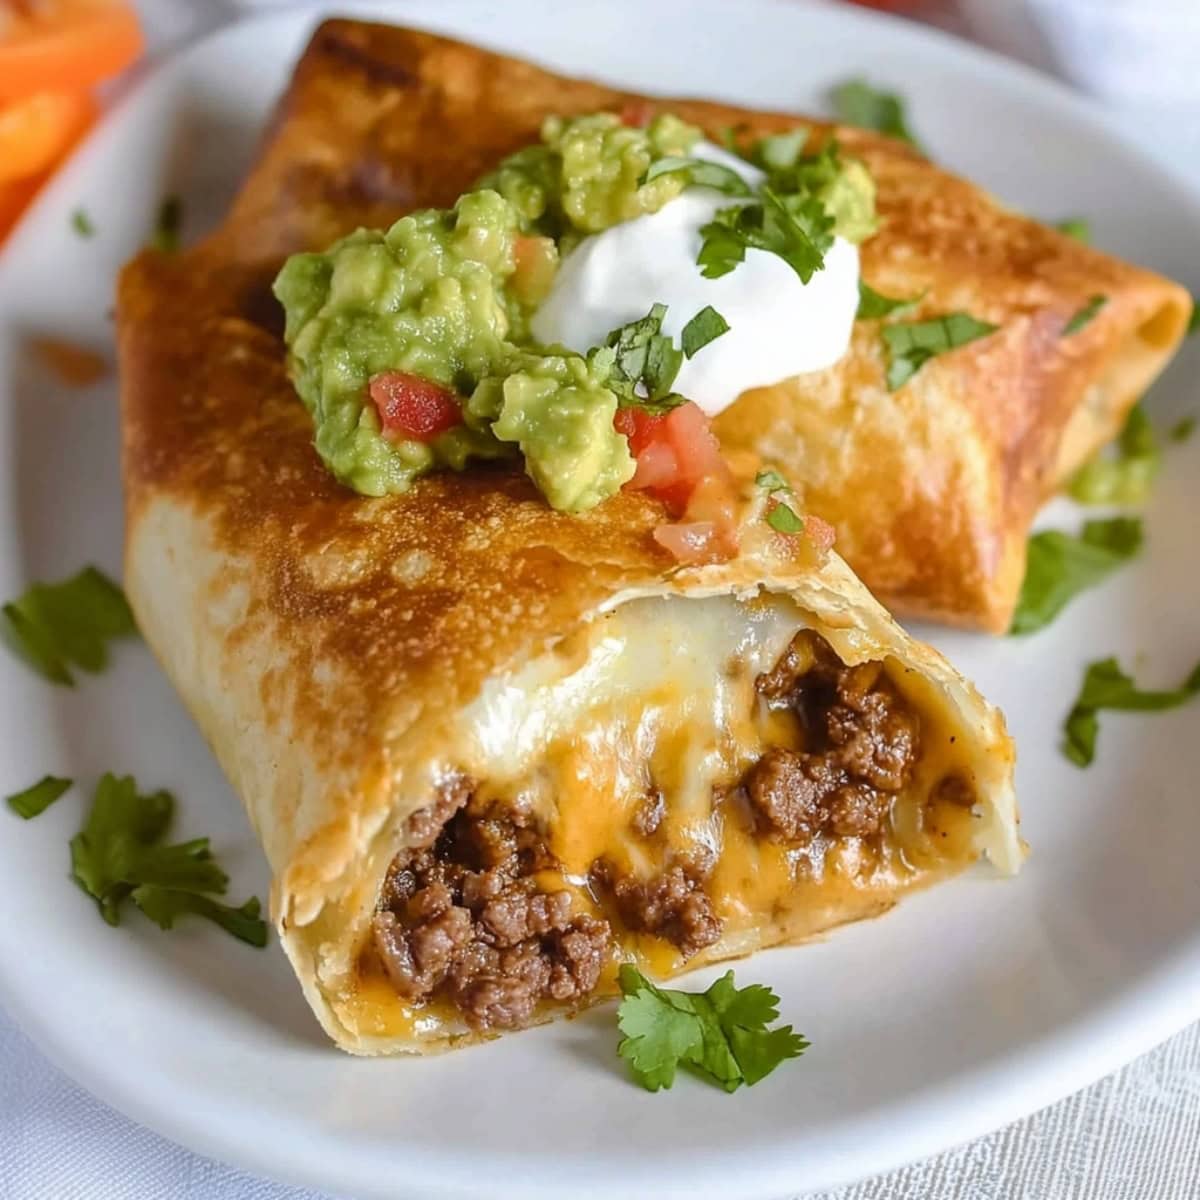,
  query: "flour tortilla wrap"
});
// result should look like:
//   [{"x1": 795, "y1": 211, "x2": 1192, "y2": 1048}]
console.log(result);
[
  {"x1": 116, "y1": 24, "x2": 1021, "y2": 1055},
  {"x1": 224, "y1": 18, "x2": 1189, "y2": 633}
]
